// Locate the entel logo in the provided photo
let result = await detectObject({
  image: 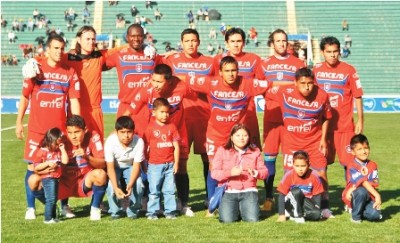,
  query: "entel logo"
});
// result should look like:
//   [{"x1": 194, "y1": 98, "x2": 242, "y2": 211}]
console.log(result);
[
  {"x1": 363, "y1": 98, "x2": 375, "y2": 111},
  {"x1": 39, "y1": 97, "x2": 64, "y2": 108},
  {"x1": 287, "y1": 121, "x2": 312, "y2": 133}
]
